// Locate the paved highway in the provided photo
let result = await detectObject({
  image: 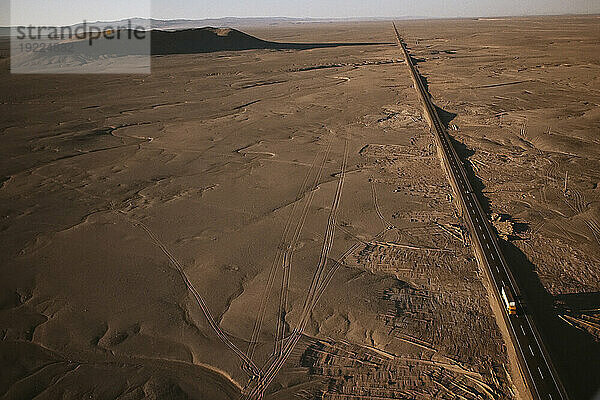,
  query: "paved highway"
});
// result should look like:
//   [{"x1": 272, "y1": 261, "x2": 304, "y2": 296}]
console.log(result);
[{"x1": 393, "y1": 23, "x2": 569, "y2": 400}]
